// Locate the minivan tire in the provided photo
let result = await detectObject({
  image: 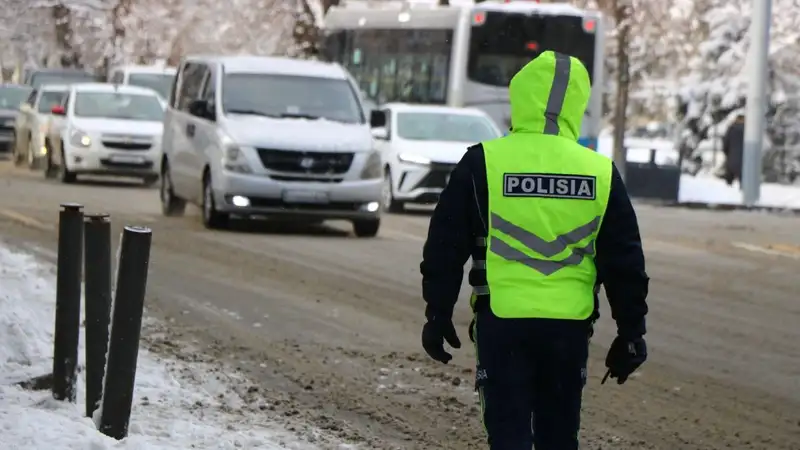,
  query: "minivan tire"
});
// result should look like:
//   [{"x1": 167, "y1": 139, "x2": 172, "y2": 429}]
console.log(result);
[
  {"x1": 353, "y1": 218, "x2": 380, "y2": 238},
  {"x1": 160, "y1": 162, "x2": 186, "y2": 217},
  {"x1": 202, "y1": 172, "x2": 229, "y2": 229},
  {"x1": 58, "y1": 147, "x2": 76, "y2": 184}
]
